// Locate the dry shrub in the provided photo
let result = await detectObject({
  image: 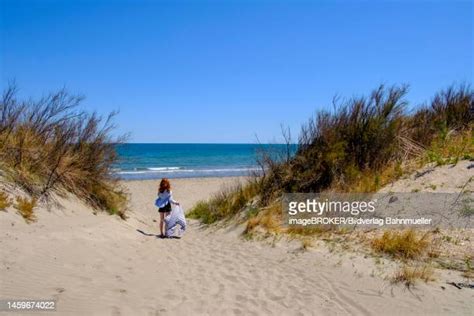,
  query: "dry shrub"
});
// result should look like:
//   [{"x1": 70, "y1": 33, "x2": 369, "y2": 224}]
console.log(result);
[
  {"x1": 245, "y1": 216, "x2": 261, "y2": 232},
  {"x1": 191, "y1": 84, "x2": 473, "y2": 232},
  {"x1": 0, "y1": 191, "x2": 11, "y2": 210},
  {"x1": 244, "y1": 203, "x2": 282, "y2": 235},
  {"x1": 258, "y1": 84, "x2": 472, "y2": 203},
  {"x1": 371, "y1": 229, "x2": 430, "y2": 260},
  {"x1": 341, "y1": 162, "x2": 405, "y2": 193},
  {"x1": 392, "y1": 264, "x2": 435, "y2": 287},
  {"x1": 407, "y1": 84, "x2": 473, "y2": 146},
  {"x1": 14, "y1": 196, "x2": 37, "y2": 223},
  {"x1": 259, "y1": 84, "x2": 409, "y2": 200},
  {"x1": 0, "y1": 84, "x2": 127, "y2": 216}
]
